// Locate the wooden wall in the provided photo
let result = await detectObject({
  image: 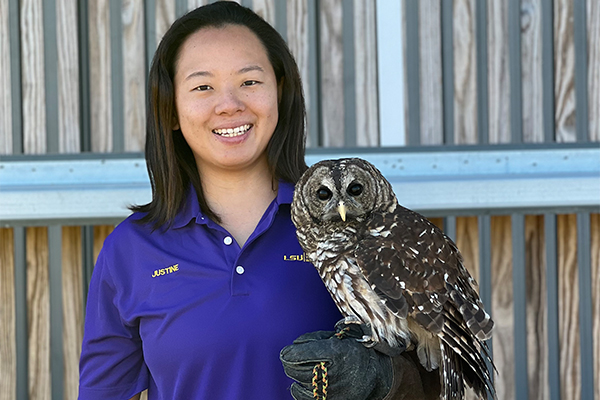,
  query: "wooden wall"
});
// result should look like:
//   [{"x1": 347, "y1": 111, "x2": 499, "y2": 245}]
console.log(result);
[{"x1": 0, "y1": 1, "x2": 598, "y2": 399}]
